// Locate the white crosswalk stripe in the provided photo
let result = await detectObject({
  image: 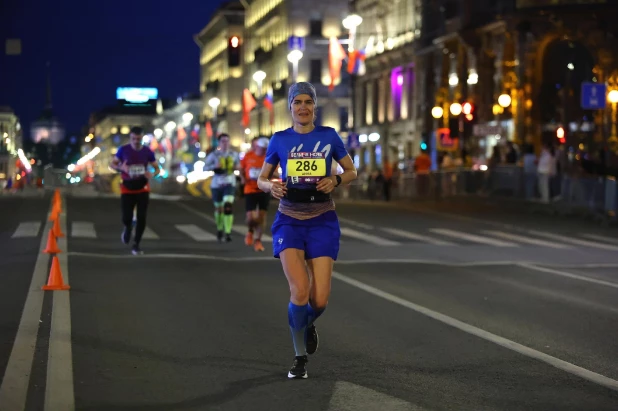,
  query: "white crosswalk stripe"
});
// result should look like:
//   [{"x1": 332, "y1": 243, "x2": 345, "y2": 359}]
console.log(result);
[
  {"x1": 141, "y1": 226, "x2": 160, "y2": 240},
  {"x1": 11, "y1": 222, "x2": 41, "y2": 238},
  {"x1": 381, "y1": 227, "x2": 455, "y2": 246},
  {"x1": 482, "y1": 230, "x2": 571, "y2": 249},
  {"x1": 175, "y1": 224, "x2": 218, "y2": 241},
  {"x1": 529, "y1": 230, "x2": 618, "y2": 251},
  {"x1": 340, "y1": 227, "x2": 400, "y2": 246},
  {"x1": 430, "y1": 228, "x2": 518, "y2": 247},
  {"x1": 71, "y1": 222, "x2": 96, "y2": 238}
]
